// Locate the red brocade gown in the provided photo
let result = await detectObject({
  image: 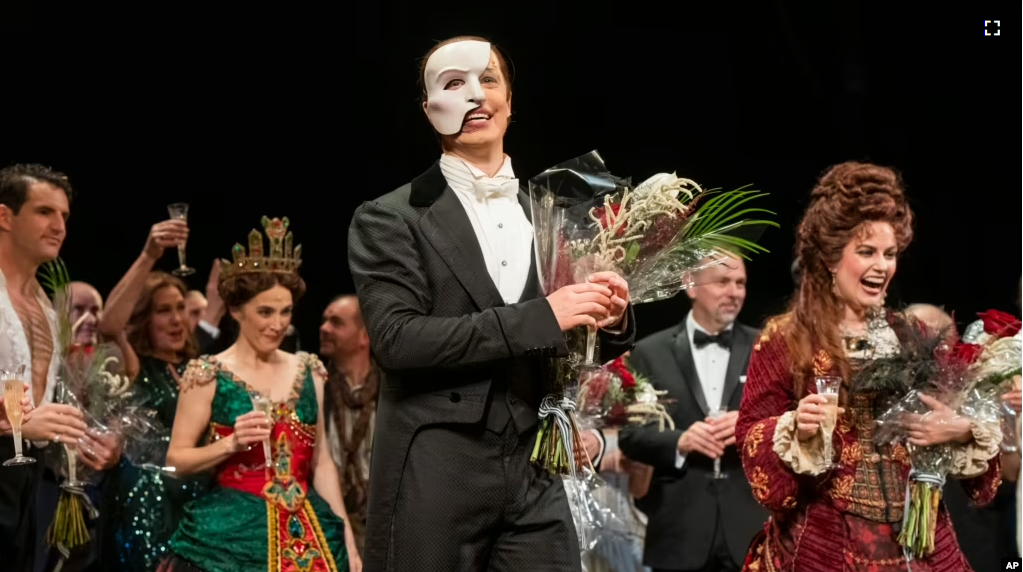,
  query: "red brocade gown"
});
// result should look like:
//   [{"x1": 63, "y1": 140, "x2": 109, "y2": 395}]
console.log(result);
[
  {"x1": 159, "y1": 352, "x2": 348, "y2": 572},
  {"x1": 736, "y1": 319, "x2": 1002, "y2": 572}
]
